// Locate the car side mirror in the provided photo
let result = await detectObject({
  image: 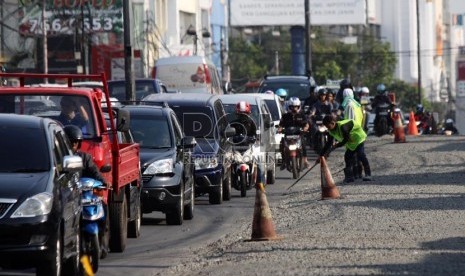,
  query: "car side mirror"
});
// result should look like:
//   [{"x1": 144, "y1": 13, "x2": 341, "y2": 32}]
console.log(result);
[
  {"x1": 224, "y1": 126, "x2": 236, "y2": 137},
  {"x1": 180, "y1": 136, "x2": 197, "y2": 149},
  {"x1": 63, "y1": 155, "x2": 83, "y2": 173}
]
